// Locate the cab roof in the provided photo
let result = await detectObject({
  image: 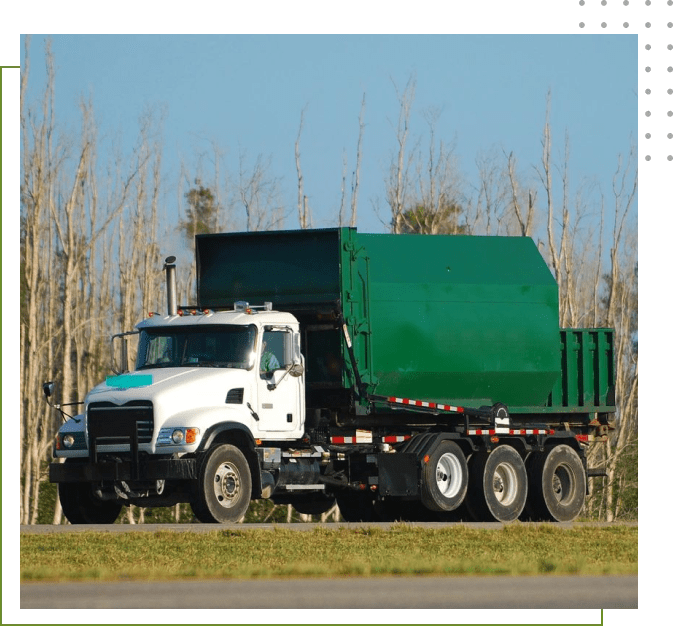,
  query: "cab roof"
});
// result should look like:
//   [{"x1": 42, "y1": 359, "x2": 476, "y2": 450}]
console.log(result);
[{"x1": 136, "y1": 308, "x2": 298, "y2": 330}]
